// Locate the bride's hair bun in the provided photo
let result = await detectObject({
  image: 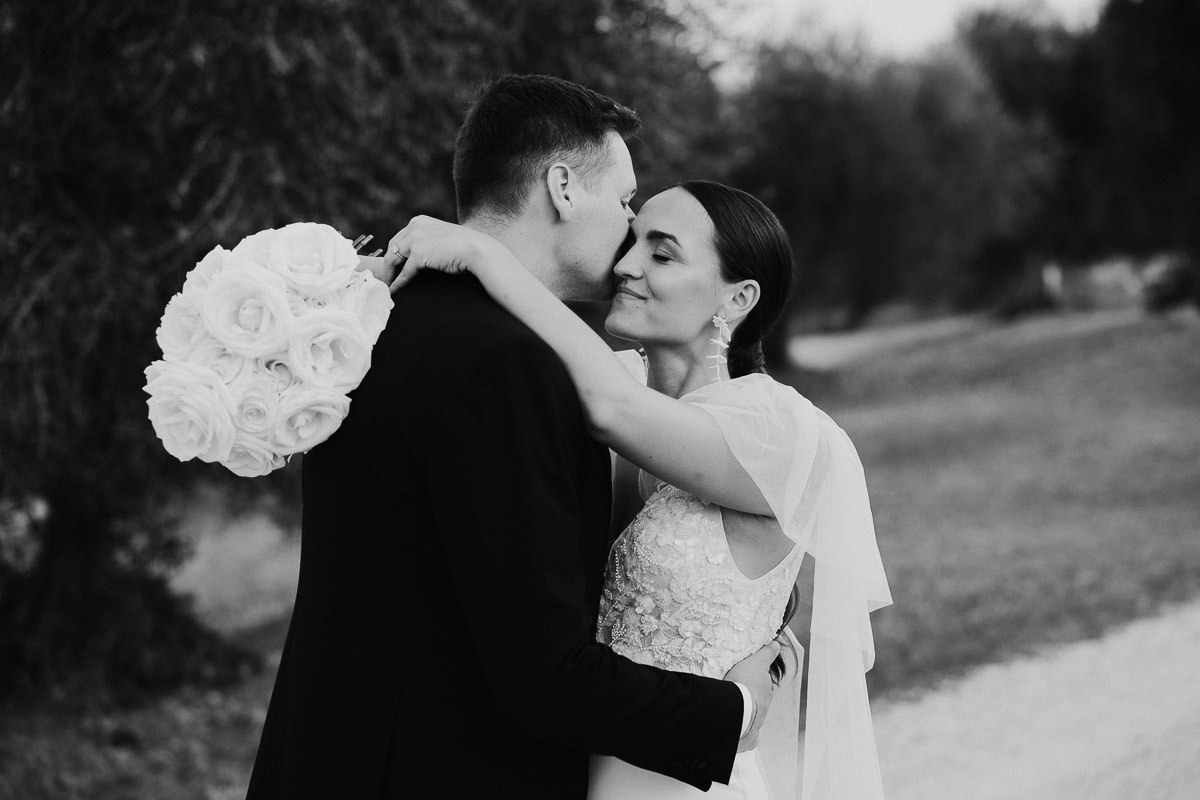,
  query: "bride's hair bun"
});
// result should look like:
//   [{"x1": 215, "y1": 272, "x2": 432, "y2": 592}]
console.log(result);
[{"x1": 727, "y1": 340, "x2": 766, "y2": 378}]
